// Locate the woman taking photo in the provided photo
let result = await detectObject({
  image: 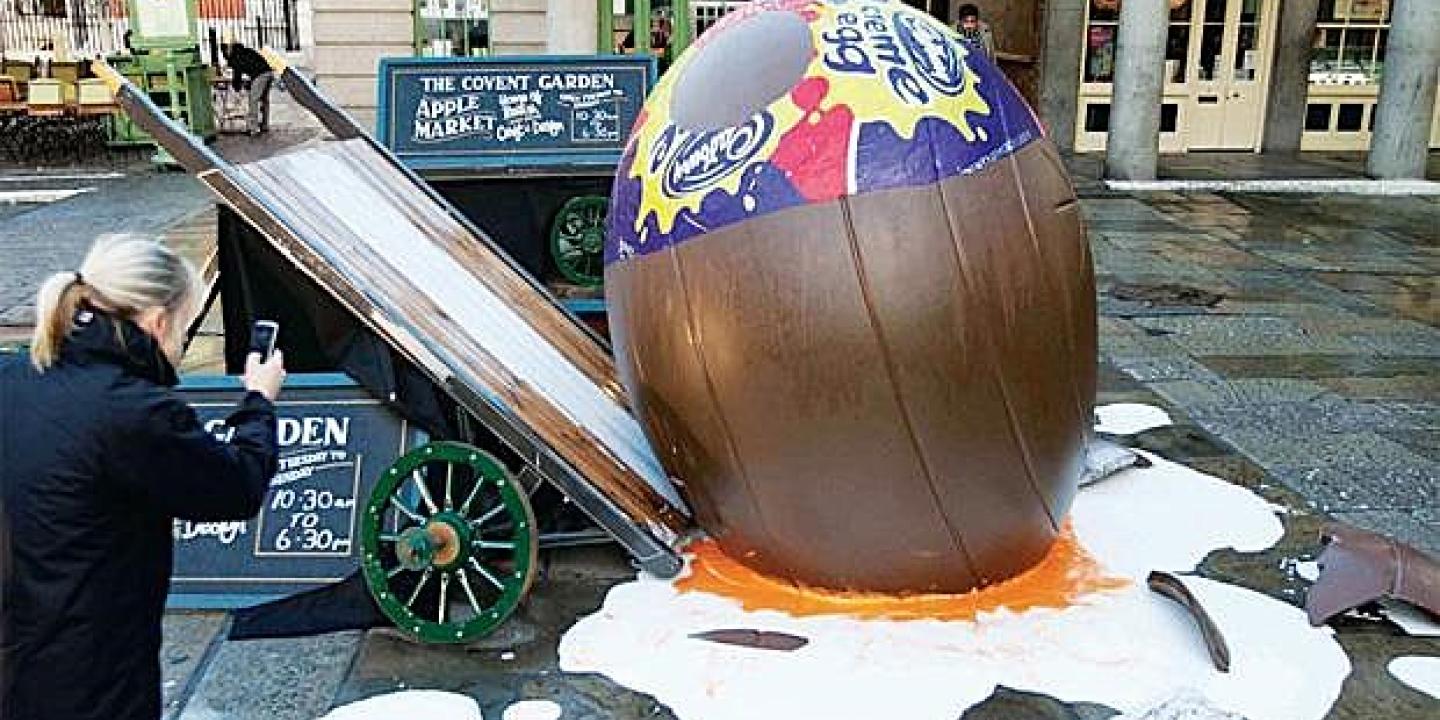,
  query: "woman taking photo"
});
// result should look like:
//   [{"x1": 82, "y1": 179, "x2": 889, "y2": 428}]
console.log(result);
[{"x1": 0, "y1": 234, "x2": 286, "y2": 720}]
